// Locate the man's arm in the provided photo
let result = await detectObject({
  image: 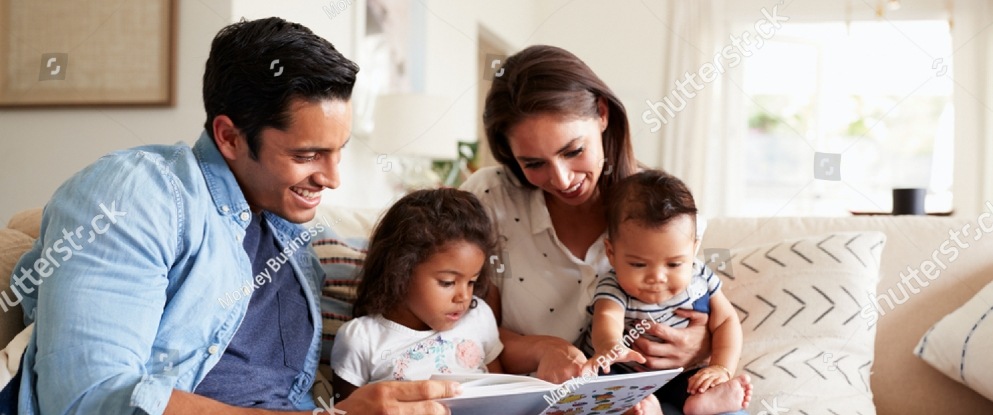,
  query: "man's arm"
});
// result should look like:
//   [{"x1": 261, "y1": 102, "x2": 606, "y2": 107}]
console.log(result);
[
  {"x1": 166, "y1": 382, "x2": 462, "y2": 415},
  {"x1": 26, "y1": 155, "x2": 184, "y2": 414}
]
